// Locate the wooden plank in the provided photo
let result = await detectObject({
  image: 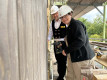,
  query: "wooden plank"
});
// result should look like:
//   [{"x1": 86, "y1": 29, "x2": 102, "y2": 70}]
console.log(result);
[
  {"x1": 0, "y1": 0, "x2": 47, "y2": 80},
  {"x1": 0, "y1": 0, "x2": 19, "y2": 80},
  {"x1": 18, "y1": 0, "x2": 34, "y2": 80},
  {"x1": 94, "y1": 55, "x2": 107, "y2": 67},
  {"x1": 93, "y1": 74, "x2": 107, "y2": 80},
  {"x1": 17, "y1": 0, "x2": 47, "y2": 80}
]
